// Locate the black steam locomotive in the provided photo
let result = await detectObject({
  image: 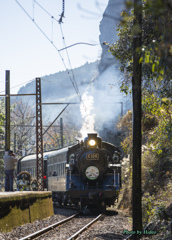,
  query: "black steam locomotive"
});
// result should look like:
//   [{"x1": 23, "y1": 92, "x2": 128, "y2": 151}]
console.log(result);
[{"x1": 17, "y1": 133, "x2": 121, "y2": 212}]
